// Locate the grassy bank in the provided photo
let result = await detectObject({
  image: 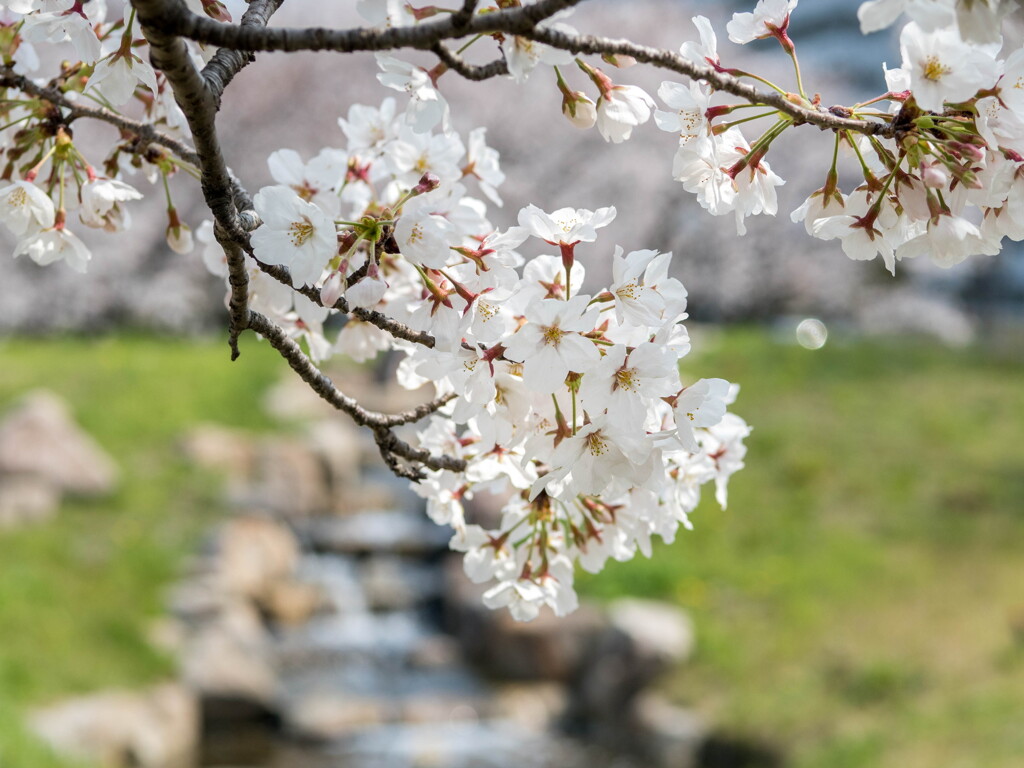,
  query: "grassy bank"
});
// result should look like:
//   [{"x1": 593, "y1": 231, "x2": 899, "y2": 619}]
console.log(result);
[{"x1": 0, "y1": 335, "x2": 285, "y2": 767}]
